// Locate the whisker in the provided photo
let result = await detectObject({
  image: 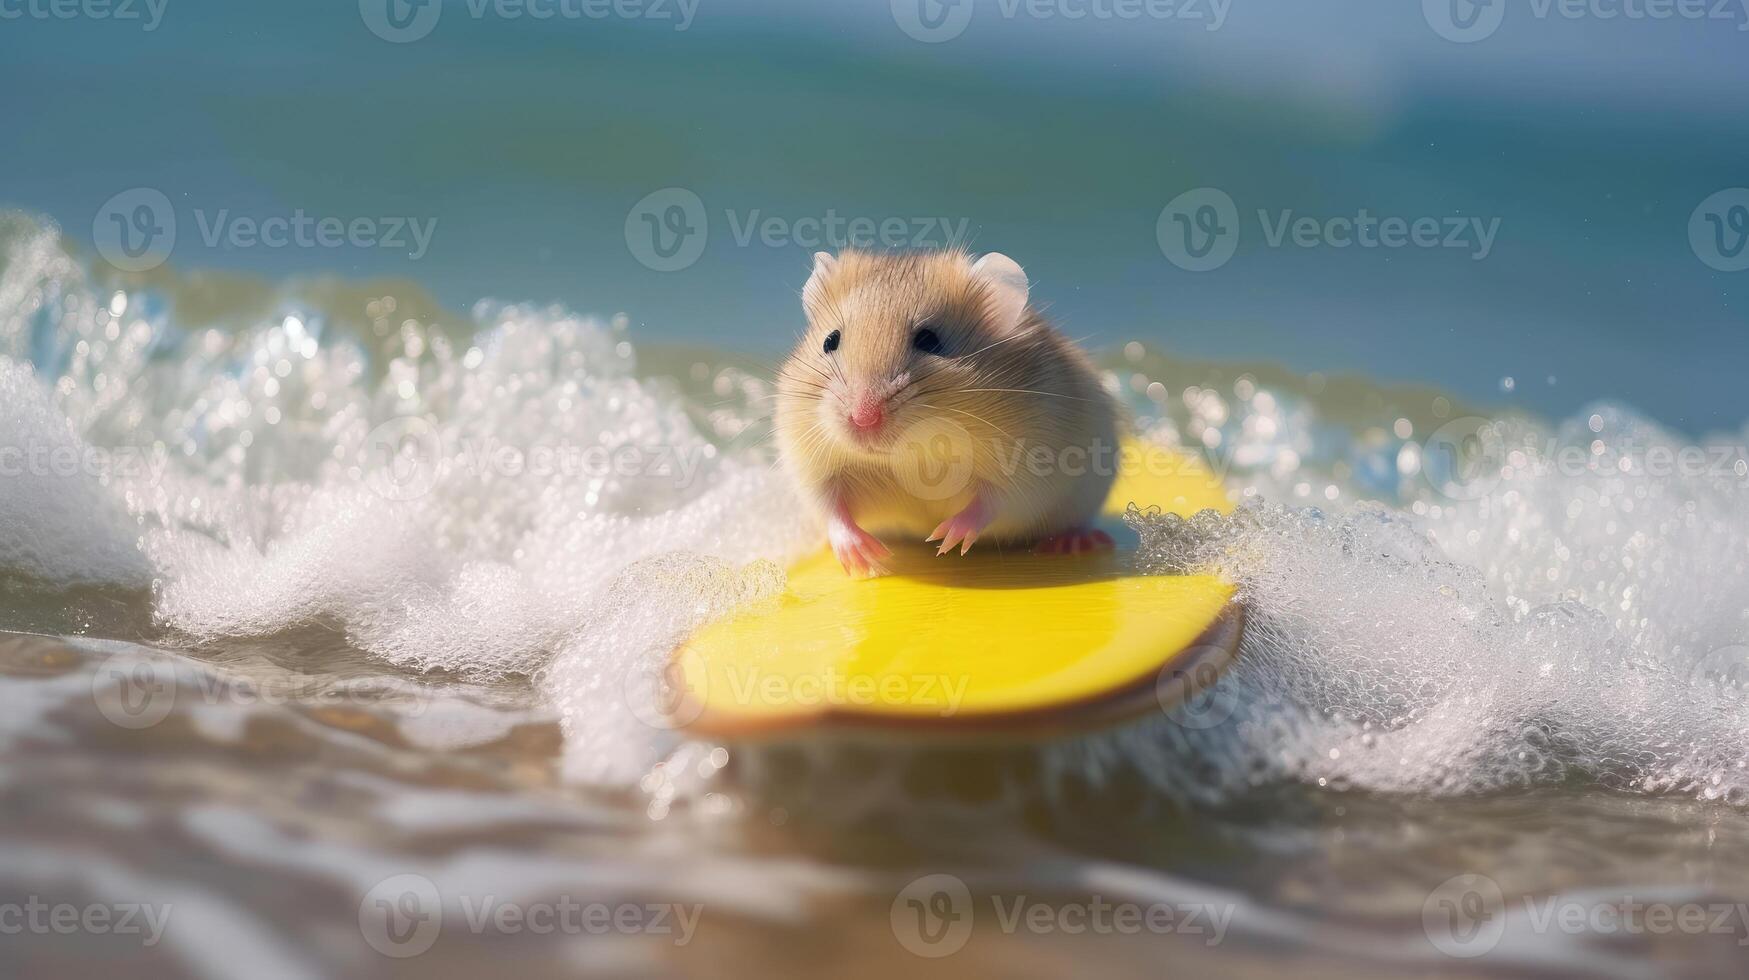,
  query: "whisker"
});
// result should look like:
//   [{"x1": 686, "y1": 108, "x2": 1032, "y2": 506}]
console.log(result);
[
  {"x1": 768, "y1": 419, "x2": 829, "y2": 474},
  {"x1": 785, "y1": 360, "x2": 834, "y2": 387},
  {"x1": 956, "y1": 387, "x2": 1096, "y2": 403},
  {"x1": 913, "y1": 401, "x2": 1015, "y2": 442},
  {"x1": 884, "y1": 331, "x2": 1046, "y2": 402},
  {"x1": 955, "y1": 325, "x2": 1040, "y2": 363}
]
